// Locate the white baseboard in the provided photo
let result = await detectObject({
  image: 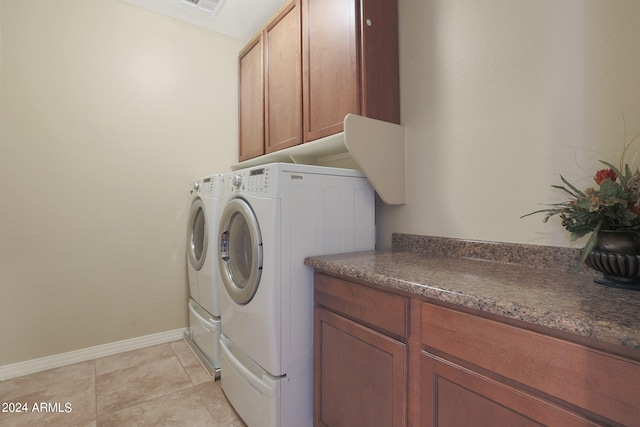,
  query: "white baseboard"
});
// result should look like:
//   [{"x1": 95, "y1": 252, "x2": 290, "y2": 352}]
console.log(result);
[{"x1": 0, "y1": 328, "x2": 187, "y2": 381}]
